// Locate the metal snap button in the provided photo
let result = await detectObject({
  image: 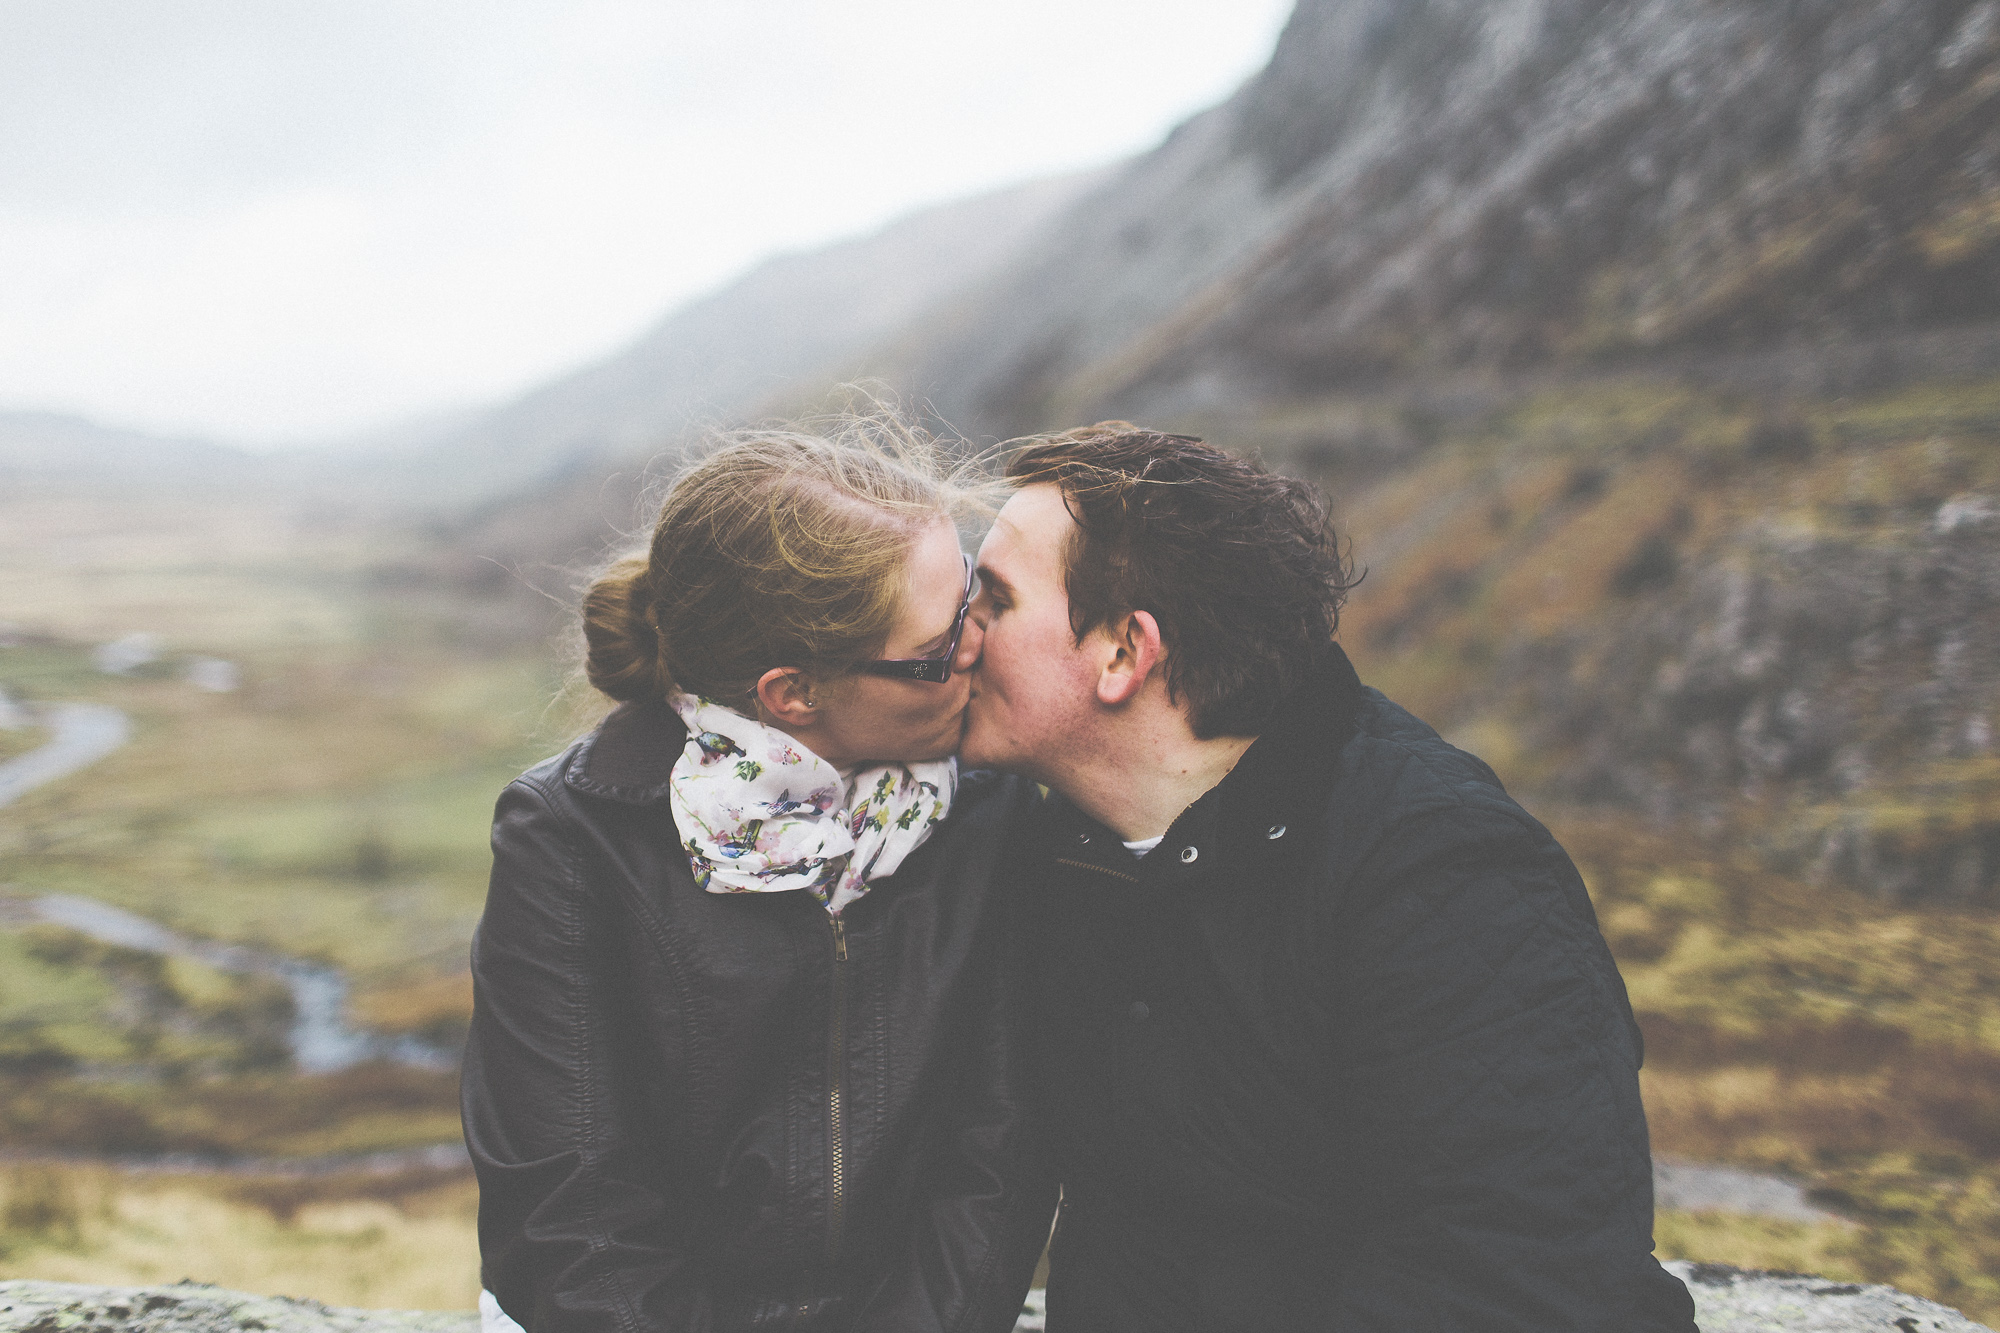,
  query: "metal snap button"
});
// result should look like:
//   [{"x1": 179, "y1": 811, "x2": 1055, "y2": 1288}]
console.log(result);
[
  {"x1": 1129, "y1": 1001, "x2": 1150, "y2": 1021},
  {"x1": 1077, "y1": 832, "x2": 1090, "y2": 844},
  {"x1": 1266, "y1": 824, "x2": 1286, "y2": 840},
  {"x1": 1179, "y1": 845, "x2": 1198, "y2": 864}
]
